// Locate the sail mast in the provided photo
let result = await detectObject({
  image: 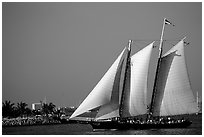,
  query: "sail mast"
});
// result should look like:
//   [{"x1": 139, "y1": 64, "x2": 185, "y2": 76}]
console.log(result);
[
  {"x1": 149, "y1": 18, "x2": 166, "y2": 117},
  {"x1": 119, "y1": 40, "x2": 132, "y2": 118},
  {"x1": 197, "y1": 91, "x2": 199, "y2": 112}
]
